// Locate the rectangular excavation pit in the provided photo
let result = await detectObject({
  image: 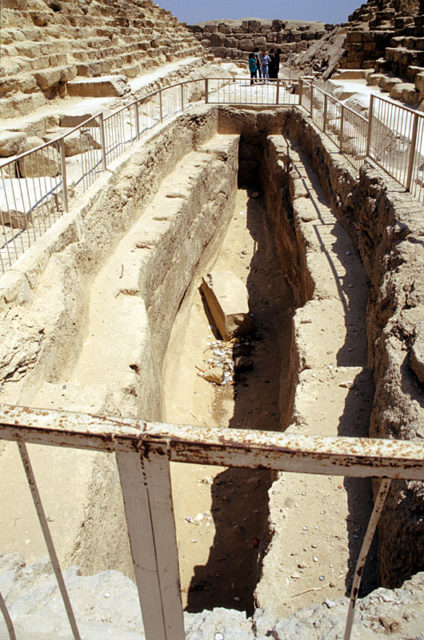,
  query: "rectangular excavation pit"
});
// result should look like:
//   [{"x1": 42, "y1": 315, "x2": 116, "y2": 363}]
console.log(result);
[{"x1": 0, "y1": 105, "x2": 423, "y2": 635}]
